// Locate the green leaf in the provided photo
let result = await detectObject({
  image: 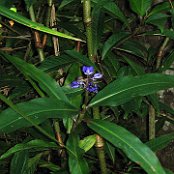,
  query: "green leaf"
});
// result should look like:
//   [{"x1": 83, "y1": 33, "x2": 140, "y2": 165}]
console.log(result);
[
  {"x1": 66, "y1": 133, "x2": 89, "y2": 174},
  {"x1": 146, "y1": 133, "x2": 174, "y2": 152},
  {"x1": 160, "y1": 50, "x2": 174, "y2": 72},
  {"x1": 92, "y1": 0, "x2": 129, "y2": 26},
  {"x1": 119, "y1": 40, "x2": 147, "y2": 59},
  {"x1": 92, "y1": 5, "x2": 104, "y2": 54},
  {"x1": 0, "y1": 52, "x2": 69, "y2": 103},
  {"x1": 79, "y1": 135, "x2": 96, "y2": 152},
  {"x1": 59, "y1": 0, "x2": 79, "y2": 9},
  {"x1": 0, "y1": 139, "x2": 57, "y2": 160},
  {"x1": 0, "y1": 98, "x2": 78, "y2": 133},
  {"x1": 123, "y1": 56, "x2": 144, "y2": 75},
  {"x1": 149, "y1": 2, "x2": 171, "y2": 16},
  {"x1": 10, "y1": 150, "x2": 29, "y2": 174},
  {"x1": 88, "y1": 74, "x2": 174, "y2": 107},
  {"x1": 26, "y1": 153, "x2": 43, "y2": 174},
  {"x1": 146, "y1": 13, "x2": 168, "y2": 32},
  {"x1": 128, "y1": 0, "x2": 152, "y2": 16},
  {"x1": 102, "y1": 32, "x2": 129, "y2": 59},
  {"x1": 0, "y1": 5, "x2": 82, "y2": 42},
  {"x1": 88, "y1": 119, "x2": 166, "y2": 174},
  {"x1": 38, "y1": 54, "x2": 75, "y2": 72},
  {"x1": 65, "y1": 50, "x2": 95, "y2": 67}
]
